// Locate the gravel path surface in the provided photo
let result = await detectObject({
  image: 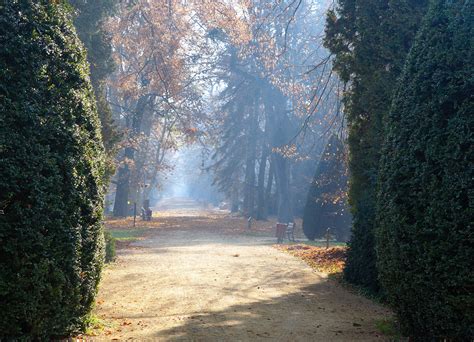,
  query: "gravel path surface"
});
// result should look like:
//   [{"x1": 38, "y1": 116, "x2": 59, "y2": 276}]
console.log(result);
[{"x1": 93, "y1": 205, "x2": 391, "y2": 341}]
